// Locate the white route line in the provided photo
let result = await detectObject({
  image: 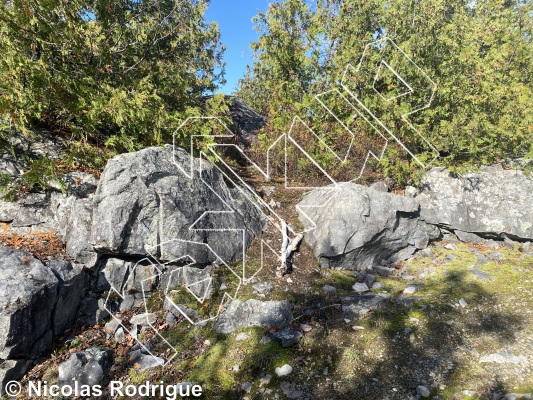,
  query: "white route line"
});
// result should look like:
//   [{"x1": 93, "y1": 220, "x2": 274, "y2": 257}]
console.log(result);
[{"x1": 105, "y1": 37, "x2": 440, "y2": 367}]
